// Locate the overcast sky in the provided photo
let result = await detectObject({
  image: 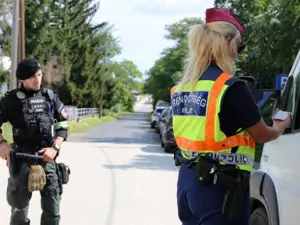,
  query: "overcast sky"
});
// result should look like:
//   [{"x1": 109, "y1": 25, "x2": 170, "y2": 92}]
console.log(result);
[{"x1": 92, "y1": 0, "x2": 214, "y2": 76}]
